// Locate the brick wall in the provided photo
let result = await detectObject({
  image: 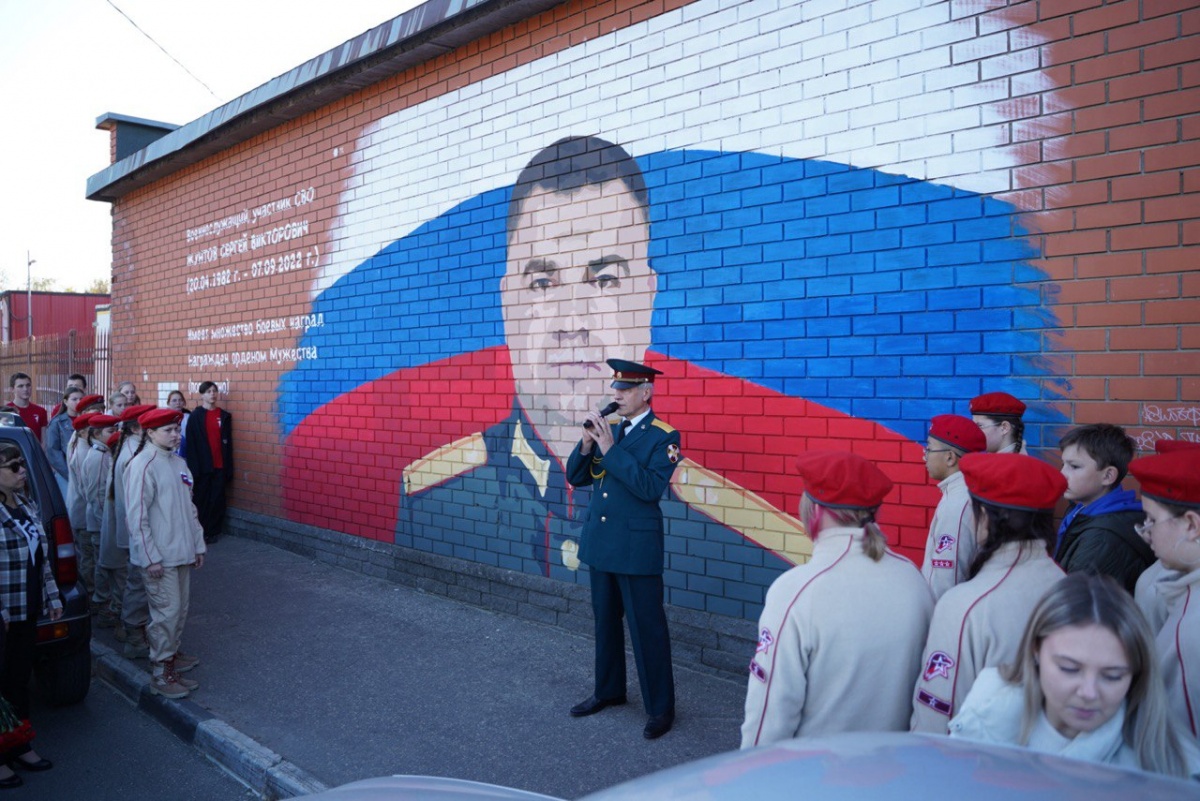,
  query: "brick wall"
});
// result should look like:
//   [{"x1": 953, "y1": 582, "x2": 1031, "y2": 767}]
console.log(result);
[{"x1": 104, "y1": 0, "x2": 1199, "y2": 632}]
